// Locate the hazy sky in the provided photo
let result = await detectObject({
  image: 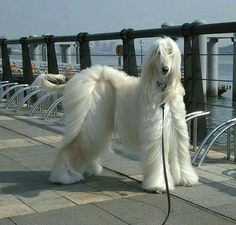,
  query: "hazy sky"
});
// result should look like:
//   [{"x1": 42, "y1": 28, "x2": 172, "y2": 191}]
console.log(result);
[{"x1": 1, "y1": 0, "x2": 236, "y2": 39}]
